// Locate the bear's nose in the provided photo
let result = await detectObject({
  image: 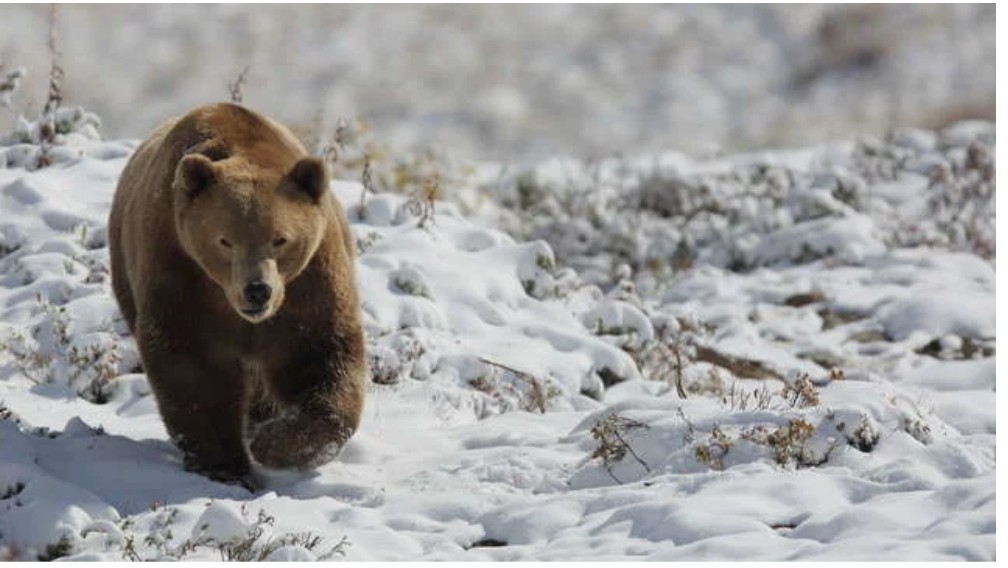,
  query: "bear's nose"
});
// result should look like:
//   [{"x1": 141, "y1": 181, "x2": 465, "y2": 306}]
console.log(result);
[{"x1": 244, "y1": 281, "x2": 272, "y2": 307}]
